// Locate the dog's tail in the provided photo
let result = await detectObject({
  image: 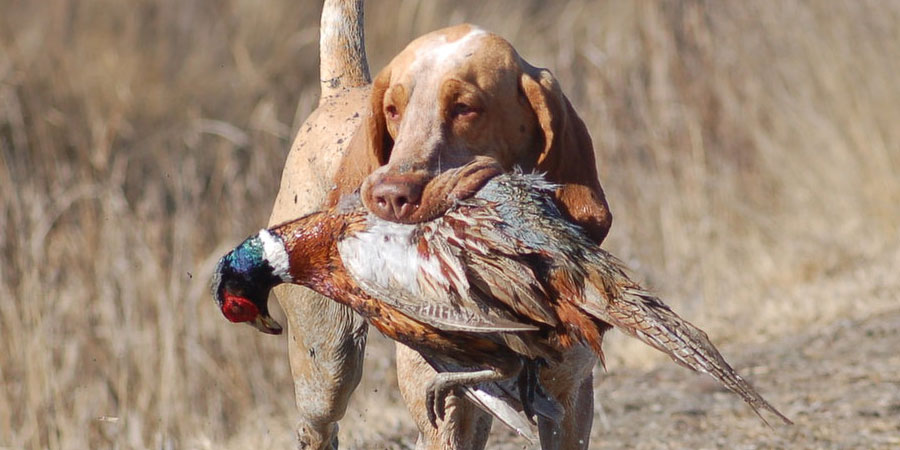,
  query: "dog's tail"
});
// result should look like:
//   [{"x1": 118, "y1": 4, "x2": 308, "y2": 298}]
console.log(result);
[{"x1": 319, "y1": 0, "x2": 370, "y2": 99}]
